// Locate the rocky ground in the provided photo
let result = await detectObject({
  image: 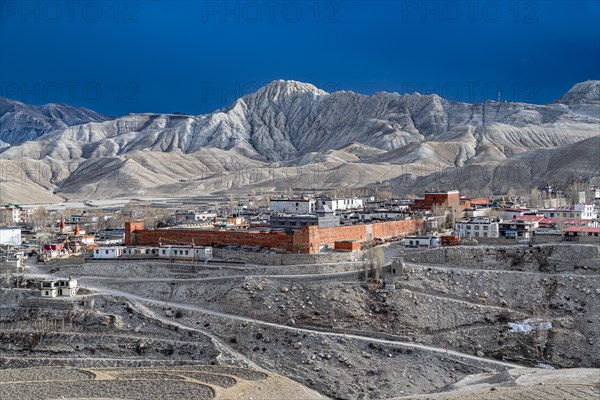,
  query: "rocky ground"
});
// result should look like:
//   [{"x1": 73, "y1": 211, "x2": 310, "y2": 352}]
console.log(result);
[
  {"x1": 395, "y1": 368, "x2": 600, "y2": 400},
  {"x1": 1, "y1": 243, "x2": 599, "y2": 399}
]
